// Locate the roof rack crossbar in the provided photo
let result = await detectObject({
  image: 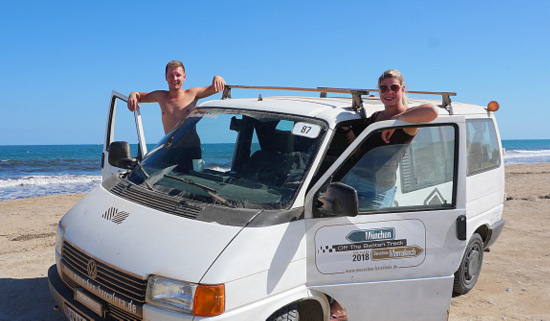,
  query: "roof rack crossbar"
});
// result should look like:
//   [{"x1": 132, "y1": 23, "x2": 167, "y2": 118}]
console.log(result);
[
  {"x1": 221, "y1": 85, "x2": 355, "y2": 99},
  {"x1": 221, "y1": 85, "x2": 457, "y2": 108}
]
